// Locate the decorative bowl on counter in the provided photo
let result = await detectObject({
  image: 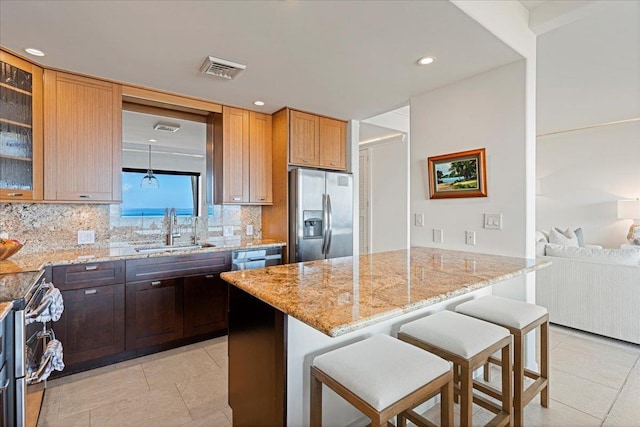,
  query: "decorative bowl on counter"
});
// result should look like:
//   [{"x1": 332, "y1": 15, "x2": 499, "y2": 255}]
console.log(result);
[{"x1": 0, "y1": 238, "x2": 23, "y2": 260}]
